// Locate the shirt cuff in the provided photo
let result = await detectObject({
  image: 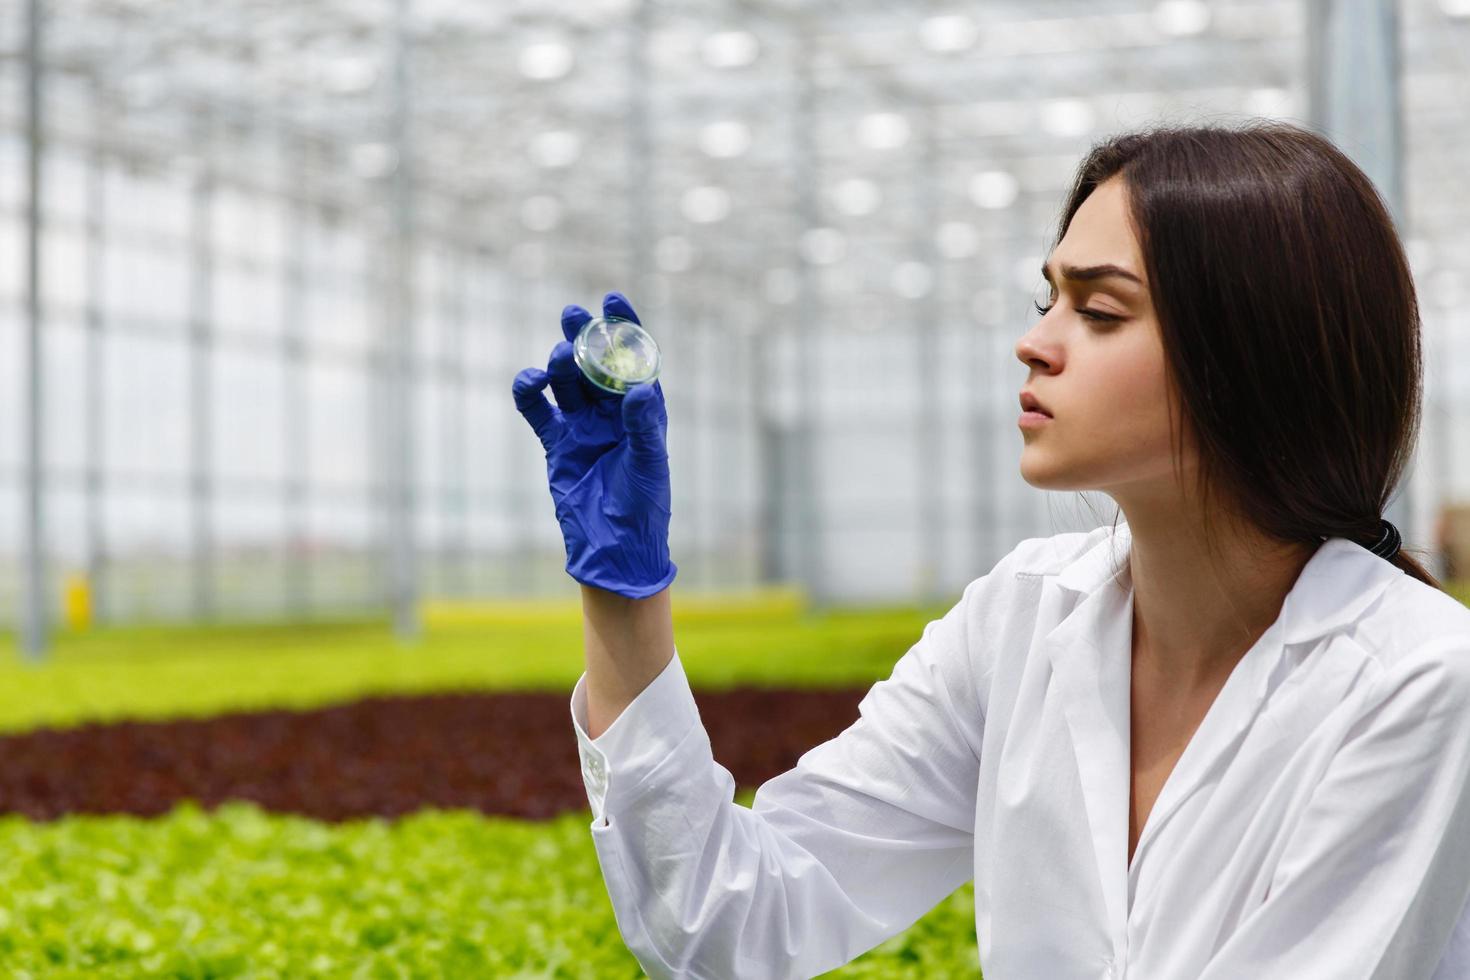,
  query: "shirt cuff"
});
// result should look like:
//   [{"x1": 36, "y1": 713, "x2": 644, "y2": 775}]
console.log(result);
[{"x1": 569, "y1": 647, "x2": 702, "y2": 825}]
